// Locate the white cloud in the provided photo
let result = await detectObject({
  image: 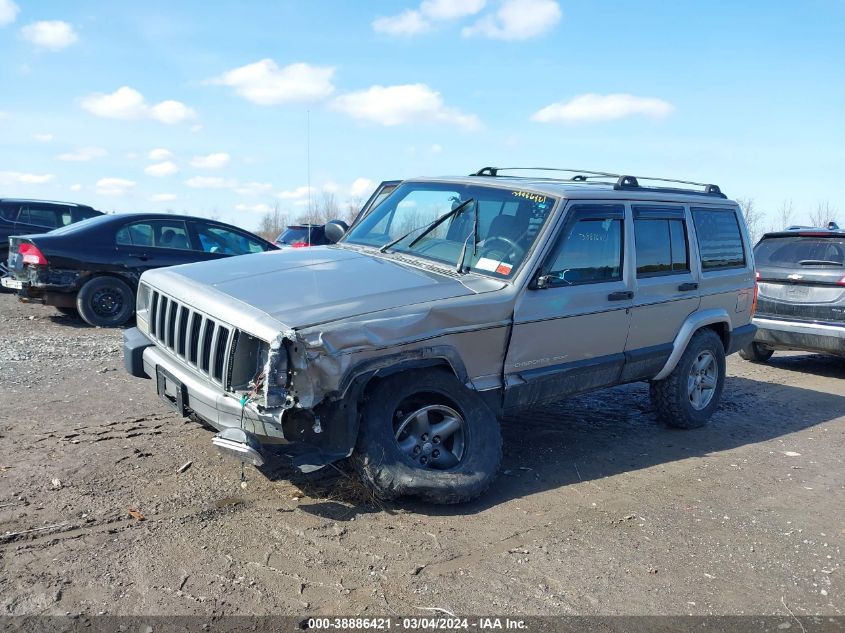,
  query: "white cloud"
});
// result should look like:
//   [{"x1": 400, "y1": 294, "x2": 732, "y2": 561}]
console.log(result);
[
  {"x1": 372, "y1": 10, "x2": 430, "y2": 36},
  {"x1": 0, "y1": 171, "x2": 53, "y2": 185},
  {"x1": 95, "y1": 177, "x2": 135, "y2": 196},
  {"x1": 150, "y1": 100, "x2": 196, "y2": 124},
  {"x1": 190, "y1": 152, "x2": 230, "y2": 169},
  {"x1": 21, "y1": 20, "x2": 78, "y2": 50},
  {"x1": 350, "y1": 177, "x2": 375, "y2": 198},
  {"x1": 373, "y1": 0, "x2": 485, "y2": 36},
  {"x1": 33, "y1": 132, "x2": 53, "y2": 142},
  {"x1": 210, "y1": 59, "x2": 335, "y2": 105},
  {"x1": 463, "y1": 0, "x2": 561, "y2": 40},
  {"x1": 70, "y1": 184, "x2": 82, "y2": 192},
  {"x1": 235, "y1": 203, "x2": 273, "y2": 214},
  {"x1": 151, "y1": 193, "x2": 177, "y2": 202},
  {"x1": 332, "y1": 83, "x2": 480, "y2": 129},
  {"x1": 144, "y1": 161, "x2": 179, "y2": 177},
  {"x1": 80, "y1": 86, "x2": 196, "y2": 124},
  {"x1": 278, "y1": 185, "x2": 314, "y2": 200},
  {"x1": 148, "y1": 148, "x2": 172, "y2": 160},
  {"x1": 57, "y1": 146, "x2": 107, "y2": 162},
  {"x1": 532, "y1": 93, "x2": 675, "y2": 123},
  {"x1": 234, "y1": 181, "x2": 273, "y2": 196},
  {"x1": 184, "y1": 176, "x2": 237, "y2": 189},
  {"x1": 0, "y1": 0, "x2": 20, "y2": 27}
]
